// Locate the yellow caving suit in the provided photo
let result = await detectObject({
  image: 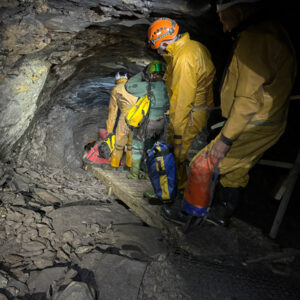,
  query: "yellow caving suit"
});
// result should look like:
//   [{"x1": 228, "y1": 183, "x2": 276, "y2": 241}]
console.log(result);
[
  {"x1": 192, "y1": 21, "x2": 297, "y2": 188},
  {"x1": 106, "y1": 78, "x2": 138, "y2": 168},
  {"x1": 163, "y1": 33, "x2": 216, "y2": 189}
]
